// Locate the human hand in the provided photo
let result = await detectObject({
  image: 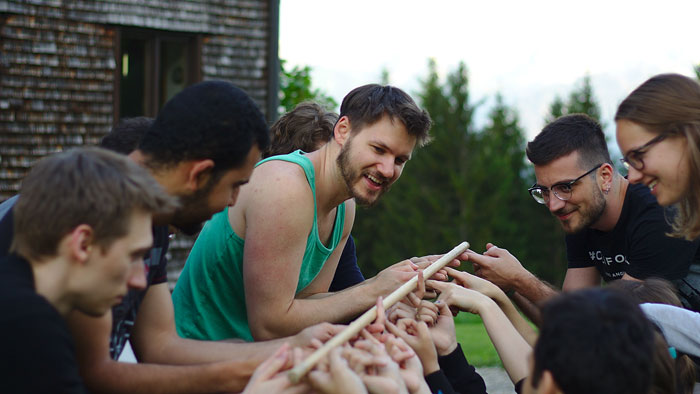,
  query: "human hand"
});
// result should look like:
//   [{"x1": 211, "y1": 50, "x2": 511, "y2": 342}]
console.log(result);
[
  {"x1": 292, "y1": 322, "x2": 346, "y2": 350},
  {"x1": 444, "y1": 266, "x2": 508, "y2": 304},
  {"x1": 242, "y1": 343, "x2": 309, "y2": 394},
  {"x1": 409, "y1": 254, "x2": 462, "y2": 282},
  {"x1": 427, "y1": 280, "x2": 491, "y2": 316},
  {"x1": 308, "y1": 347, "x2": 368, "y2": 394},
  {"x1": 427, "y1": 300, "x2": 458, "y2": 356},
  {"x1": 468, "y1": 243, "x2": 528, "y2": 292},
  {"x1": 384, "y1": 333, "x2": 431, "y2": 394},
  {"x1": 350, "y1": 340, "x2": 409, "y2": 394},
  {"x1": 387, "y1": 271, "x2": 438, "y2": 325},
  {"x1": 386, "y1": 318, "x2": 439, "y2": 375},
  {"x1": 370, "y1": 260, "x2": 419, "y2": 297}
]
